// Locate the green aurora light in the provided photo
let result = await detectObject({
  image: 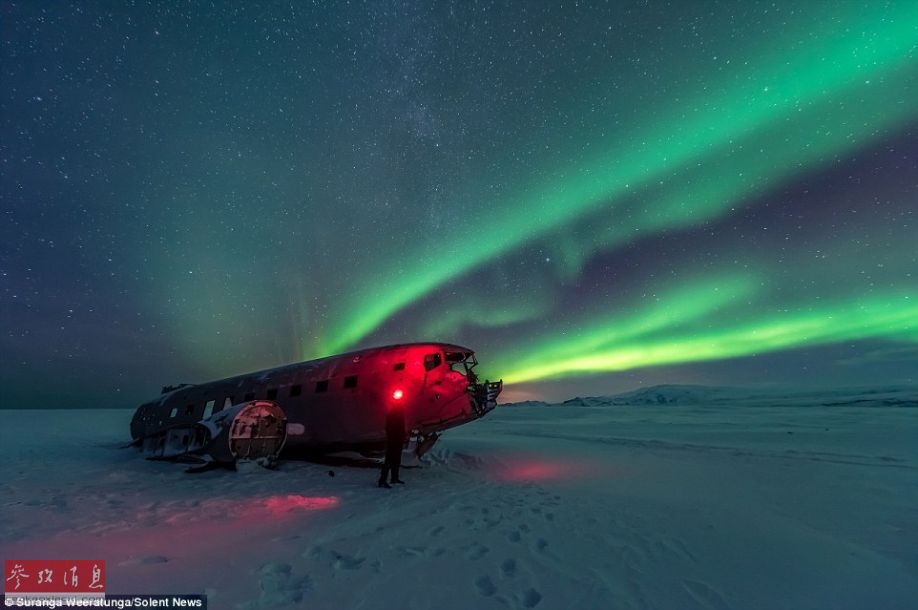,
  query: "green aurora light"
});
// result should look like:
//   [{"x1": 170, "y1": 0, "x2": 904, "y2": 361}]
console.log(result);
[
  {"x1": 317, "y1": 2, "x2": 918, "y2": 372},
  {"x1": 486, "y1": 283, "x2": 917, "y2": 383}
]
